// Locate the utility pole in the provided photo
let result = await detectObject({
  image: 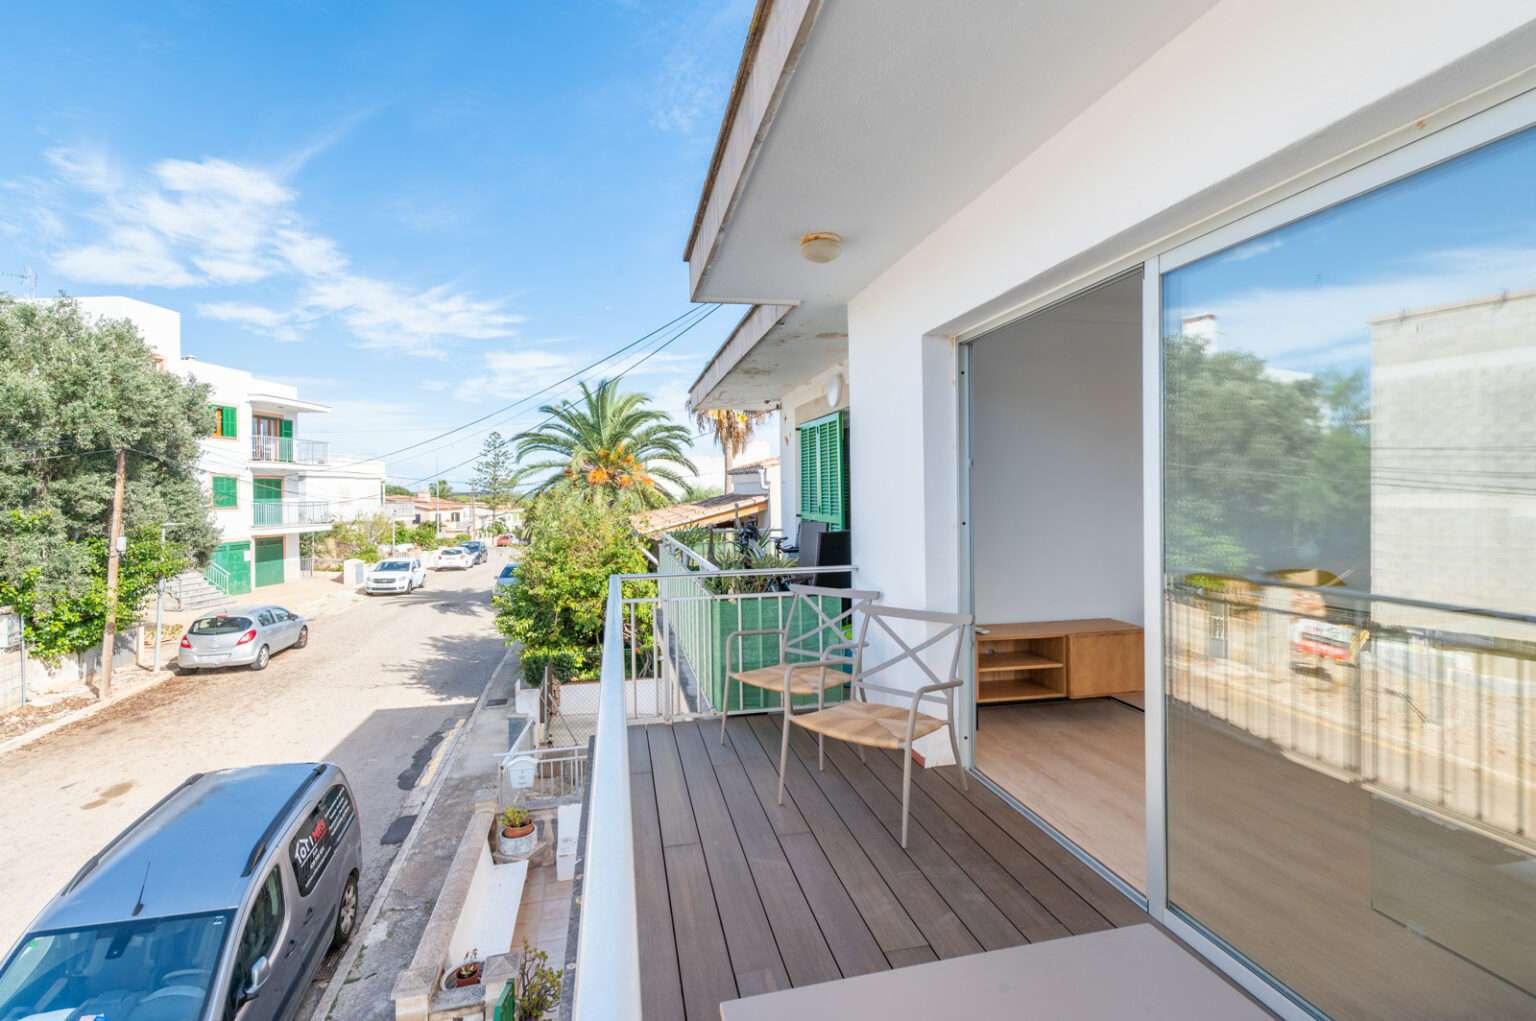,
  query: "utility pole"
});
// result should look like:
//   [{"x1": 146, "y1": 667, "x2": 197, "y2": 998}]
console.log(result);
[
  {"x1": 469, "y1": 479, "x2": 478, "y2": 540},
  {"x1": 98, "y1": 447, "x2": 127, "y2": 699},
  {"x1": 153, "y1": 522, "x2": 185, "y2": 674}
]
